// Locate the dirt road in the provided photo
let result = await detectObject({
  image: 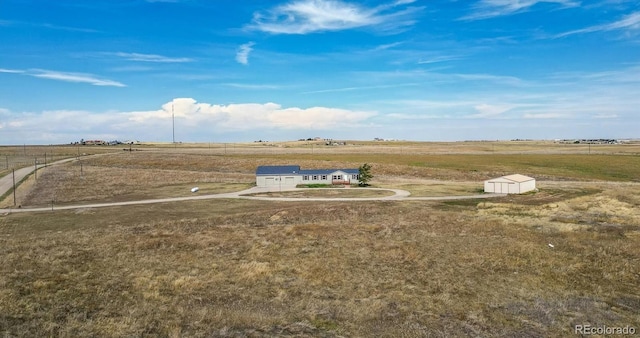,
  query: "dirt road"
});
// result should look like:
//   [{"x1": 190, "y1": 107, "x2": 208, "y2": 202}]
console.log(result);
[
  {"x1": 0, "y1": 157, "x2": 78, "y2": 200},
  {"x1": 0, "y1": 184, "x2": 505, "y2": 214}
]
